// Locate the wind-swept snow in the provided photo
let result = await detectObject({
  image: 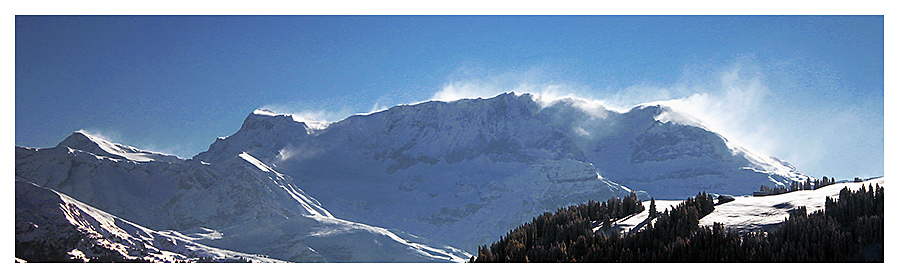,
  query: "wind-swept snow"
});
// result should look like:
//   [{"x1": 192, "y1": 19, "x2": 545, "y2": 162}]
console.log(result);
[{"x1": 59, "y1": 131, "x2": 181, "y2": 163}]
